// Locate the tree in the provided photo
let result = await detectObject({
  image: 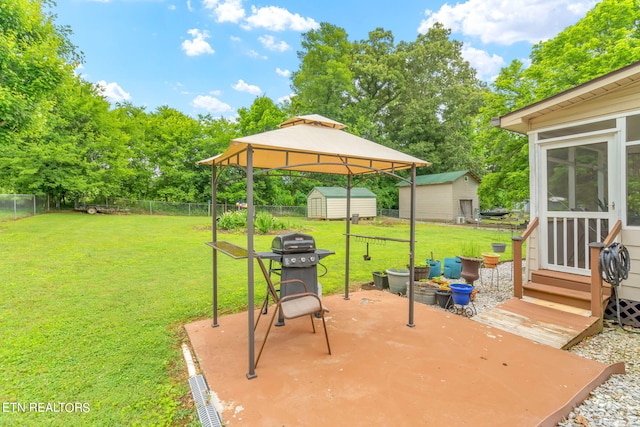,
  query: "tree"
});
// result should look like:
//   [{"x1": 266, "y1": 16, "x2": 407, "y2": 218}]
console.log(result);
[
  {"x1": 0, "y1": 0, "x2": 80, "y2": 141},
  {"x1": 476, "y1": 0, "x2": 640, "y2": 208},
  {"x1": 291, "y1": 23, "x2": 355, "y2": 121},
  {"x1": 384, "y1": 24, "x2": 486, "y2": 175},
  {"x1": 0, "y1": 75, "x2": 131, "y2": 206}
]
